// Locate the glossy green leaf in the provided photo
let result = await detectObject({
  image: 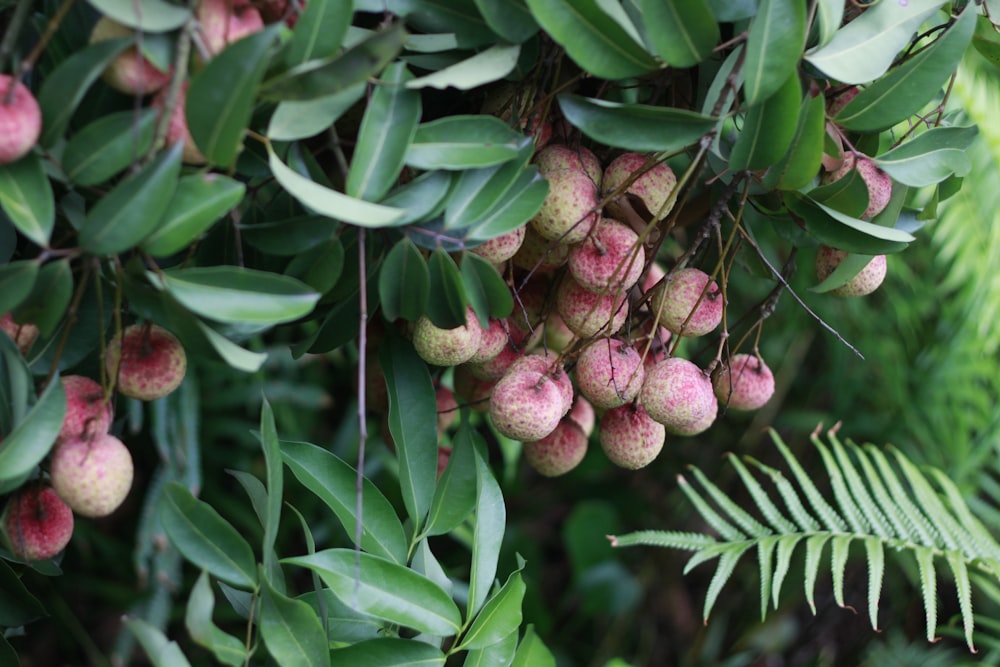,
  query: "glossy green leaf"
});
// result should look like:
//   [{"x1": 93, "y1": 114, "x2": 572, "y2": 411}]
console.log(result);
[
  {"x1": 258, "y1": 399, "x2": 283, "y2": 576},
  {"x1": 13, "y1": 260, "x2": 73, "y2": 336},
  {"x1": 786, "y1": 193, "x2": 913, "y2": 254},
  {"x1": 808, "y1": 168, "x2": 869, "y2": 219},
  {"x1": 972, "y1": 14, "x2": 1000, "y2": 68},
  {"x1": 268, "y1": 146, "x2": 408, "y2": 227},
  {"x1": 297, "y1": 589, "x2": 385, "y2": 643},
  {"x1": 79, "y1": 143, "x2": 183, "y2": 255},
  {"x1": 384, "y1": 0, "x2": 496, "y2": 48},
  {"x1": 0, "y1": 376, "x2": 65, "y2": 483},
  {"x1": 469, "y1": 433, "x2": 506, "y2": 617},
  {"x1": 459, "y1": 570, "x2": 525, "y2": 650},
  {"x1": 184, "y1": 572, "x2": 247, "y2": 667},
  {"x1": 474, "y1": 0, "x2": 538, "y2": 43},
  {"x1": 444, "y1": 139, "x2": 534, "y2": 229},
  {"x1": 425, "y1": 248, "x2": 468, "y2": 328},
  {"x1": 466, "y1": 169, "x2": 548, "y2": 240},
  {"x1": 283, "y1": 548, "x2": 463, "y2": 636},
  {"x1": 328, "y1": 638, "x2": 446, "y2": 666},
  {"x1": 379, "y1": 238, "x2": 429, "y2": 322},
  {"x1": 281, "y1": 439, "x2": 408, "y2": 564},
  {"x1": 38, "y1": 38, "x2": 130, "y2": 146},
  {"x1": 510, "y1": 625, "x2": 556, "y2": 667},
  {"x1": 87, "y1": 0, "x2": 191, "y2": 31},
  {"x1": 63, "y1": 110, "x2": 157, "y2": 186},
  {"x1": 743, "y1": 0, "x2": 806, "y2": 106},
  {"x1": 381, "y1": 332, "x2": 439, "y2": 527},
  {"x1": 762, "y1": 91, "x2": 826, "y2": 191},
  {"x1": 260, "y1": 574, "x2": 330, "y2": 667},
  {"x1": 874, "y1": 126, "x2": 977, "y2": 187},
  {"x1": 463, "y1": 630, "x2": 518, "y2": 667},
  {"x1": 804, "y1": 0, "x2": 947, "y2": 84},
  {"x1": 195, "y1": 319, "x2": 268, "y2": 372},
  {"x1": 160, "y1": 482, "x2": 258, "y2": 589},
  {"x1": 525, "y1": 0, "x2": 659, "y2": 79},
  {"x1": 0, "y1": 153, "x2": 55, "y2": 247},
  {"x1": 347, "y1": 63, "x2": 420, "y2": 201},
  {"x1": 267, "y1": 82, "x2": 366, "y2": 141},
  {"x1": 641, "y1": 0, "x2": 719, "y2": 68},
  {"x1": 729, "y1": 73, "x2": 801, "y2": 171},
  {"x1": 261, "y1": 23, "x2": 407, "y2": 101},
  {"x1": 284, "y1": 239, "x2": 345, "y2": 293},
  {"x1": 405, "y1": 116, "x2": 523, "y2": 169},
  {"x1": 142, "y1": 174, "x2": 246, "y2": 256},
  {"x1": 425, "y1": 419, "x2": 479, "y2": 536},
  {"x1": 835, "y1": 6, "x2": 976, "y2": 132},
  {"x1": 149, "y1": 266, "x2": 320, "y2": 325},
  {"x1": 558, "y1": 94, "x2": 716, "y2": 152},
  {"x1": 462, "y1": 253, "x2": 514, "y2": 323},
  {"x1": 407, "y1": 44, "x2": 521, "y2": 90},
  {"x1": 285, "y1": 0, "x2": 353, "y2": 65},
  {"x1": 187, "y1": 27, "x2": 278, "y2": 167},
  {"x1": 124, "y1": 617, "x2": 193, "y2": 667},
  {"x1": 814, "y1": 0, "x2": 844, "y2": 48},
  {"x1": 0, "y1": 261, "x2": 38, "y2": 315},
  {"x1": 0, "y1": 559, "x2": 46, "y2": 626},
  {"x1": 242, "y1": 216, "x2": 340, "y2": 255}
]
